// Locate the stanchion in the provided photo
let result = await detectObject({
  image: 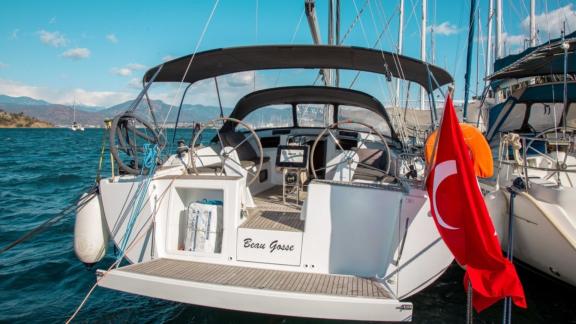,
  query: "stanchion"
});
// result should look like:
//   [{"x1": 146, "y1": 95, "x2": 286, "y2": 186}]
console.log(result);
[{"x1": 503, "y1": 187, "x2": 517, "y2": 324}]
